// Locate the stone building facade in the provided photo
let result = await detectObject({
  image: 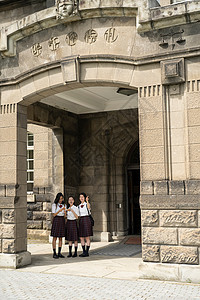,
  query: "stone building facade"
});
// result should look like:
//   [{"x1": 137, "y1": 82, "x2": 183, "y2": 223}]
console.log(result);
[{"x1": 0, "y1": 0, "x2": 200, "y2": 282}]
